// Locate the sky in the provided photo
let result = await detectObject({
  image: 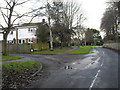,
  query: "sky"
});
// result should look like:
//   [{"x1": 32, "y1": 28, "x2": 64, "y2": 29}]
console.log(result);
[
  {"x1": 0, "y1": 0, "x2": 108, "y2": 38},
  {"x1": 0, "y1": 0, "x2": 108, "y2": 29},
  {"x1": 75, "y1": 0, "x2": 108, "y2": 30}
]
